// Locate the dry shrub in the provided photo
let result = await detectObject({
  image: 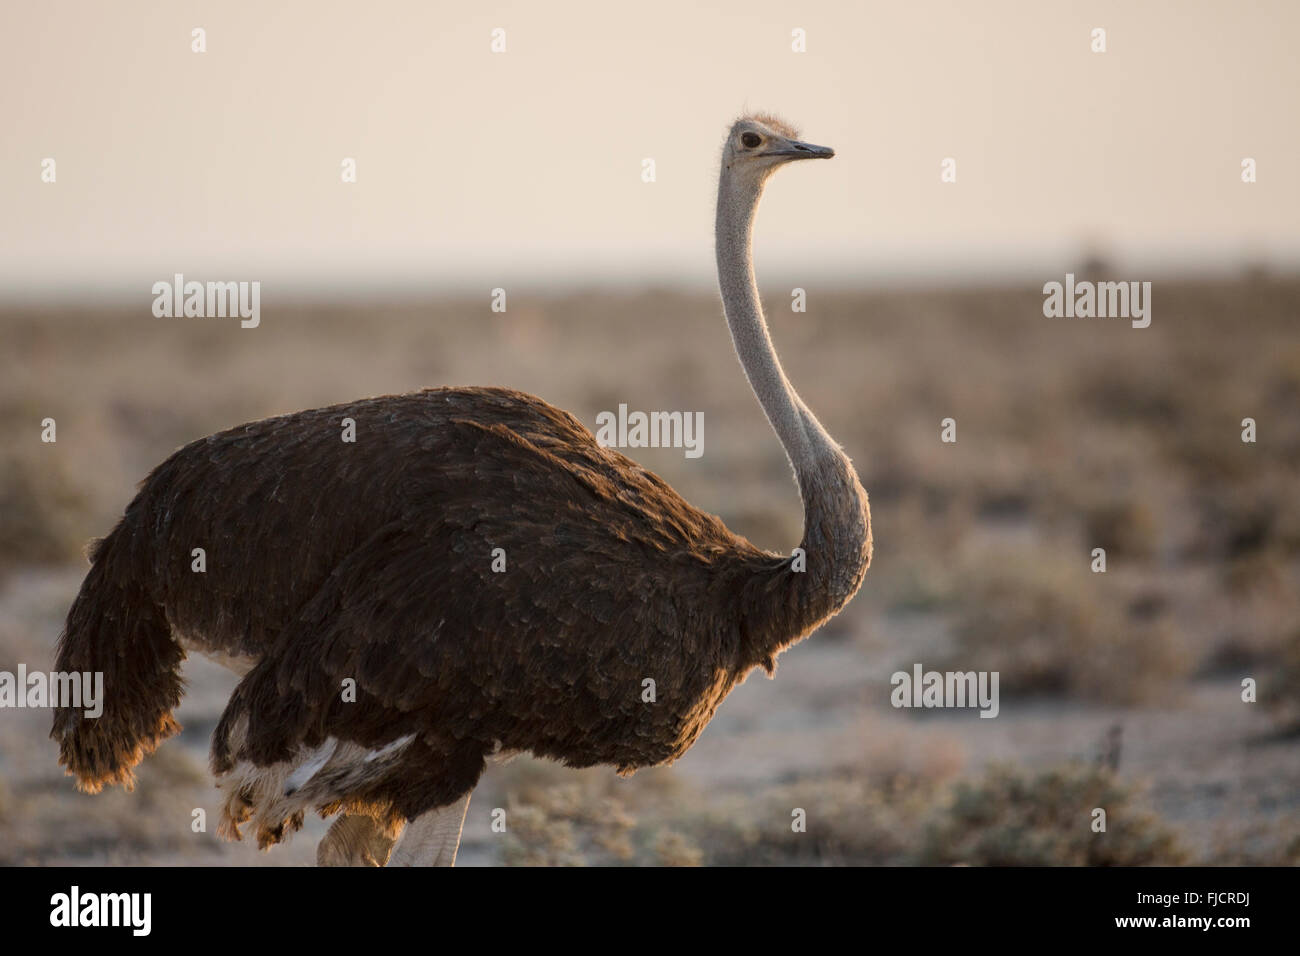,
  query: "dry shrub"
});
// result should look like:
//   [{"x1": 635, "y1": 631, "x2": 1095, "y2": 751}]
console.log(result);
[
  {"x1": 1266, "y1": 629, "x2": 1300, "y2": 729},
  {"x1": 690, "y1": 776, "x2": 939, "y2": 866},
  {"x1": 1082, "y1": 499, "x2": 1160, "y2": 562},
  {"x1": 920, "y1": 763, "x2": 1187, "y2": 866},
  {"x1": 0, "y1": 450, "x2": 87, "y2": 574},
  {"x1": 653, "y1": 830, "x2": 703, "y2": 867},
  {"x1": 1207, "y1": 813, "x2": 1300, "y2": 866},
  {"x1": 501, "y1": 801, "x2": 584, "y2": 867},
  {"x1": 500, "y1": 780, "x2": 642, "y2": 866},
  {"x1": 679, "y1": 762, "x2": 1189, "y2": 867},
  {"x1": 946, "y1": 552, "x2": 1187, "y2": 704}
]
